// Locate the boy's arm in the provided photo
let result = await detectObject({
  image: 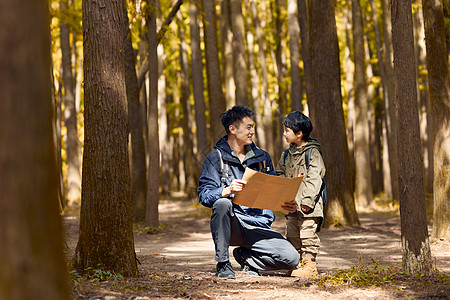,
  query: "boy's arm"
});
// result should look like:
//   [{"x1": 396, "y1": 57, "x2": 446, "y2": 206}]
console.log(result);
[
  {"x1": 296, "y1": 148, "x2": 326, "y2": 210},
  {"x1": 275, "y1": 151, "x2": 286, "y2": 177}
]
